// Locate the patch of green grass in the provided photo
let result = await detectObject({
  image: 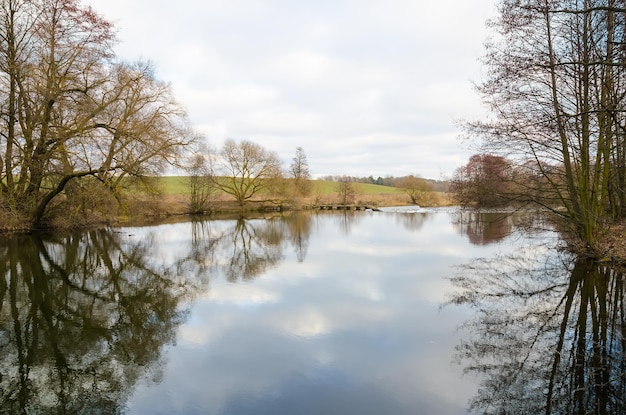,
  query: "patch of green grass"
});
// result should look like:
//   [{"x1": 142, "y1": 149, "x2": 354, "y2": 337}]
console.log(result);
[
  {"x1": 154, "y1": 176, "x2": 405, "y2": 197},
  {"x1": 311, "y1": 180, "x2": 404, "y2": 195},
  {"x1": 354, "y1": 182, "x2": 405, "y2": 195},
  {"x1": 157, "y1": 176, "x2": 190, "y2": 195}
]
